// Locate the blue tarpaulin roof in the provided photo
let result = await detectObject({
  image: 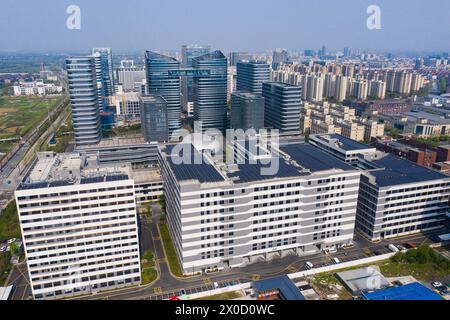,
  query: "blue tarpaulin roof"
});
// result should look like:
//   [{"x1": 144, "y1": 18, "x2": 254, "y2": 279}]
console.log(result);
[{"x1": 363, "y1": 282, "x2": 442, "y2": 300}]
